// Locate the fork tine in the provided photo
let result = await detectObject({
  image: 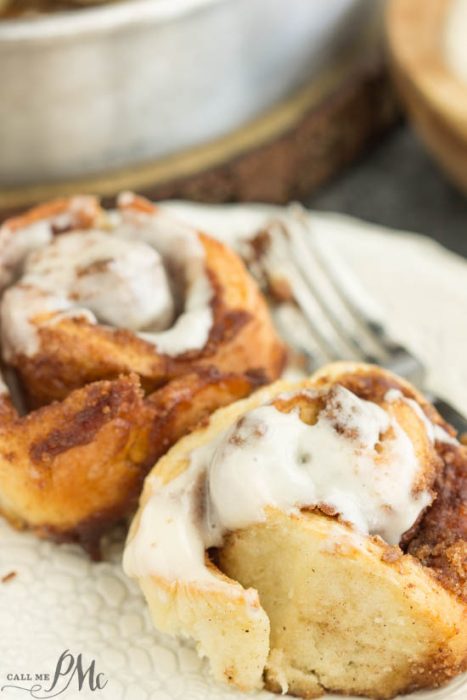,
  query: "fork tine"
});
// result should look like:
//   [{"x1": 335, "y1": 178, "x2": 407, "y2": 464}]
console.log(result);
[
  {"x1": 248, "y1": 220, "x2": 344, "y2": 362},
  {"x1": 242, "y1": 209, "x2": 466, "y2": 429},
  {"x1": 272, "y1": 303, "x2": 322, "y2": 373},
  {"x1": 290, "y1": 205, "x2": 426, "y2": 386},
  {"x1": 291, "y1": 206, "x2": 385, "y2": 335},
  {"x1": 283, "y1": 214, "x2": 380, "y2": 364},
  {"x1": 246, "y1": 217, "x2": 377, "y2": 363}
]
